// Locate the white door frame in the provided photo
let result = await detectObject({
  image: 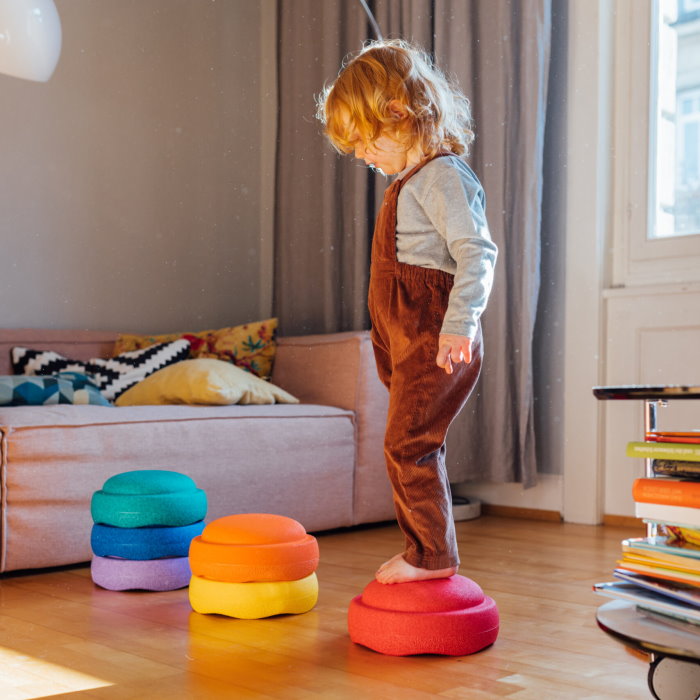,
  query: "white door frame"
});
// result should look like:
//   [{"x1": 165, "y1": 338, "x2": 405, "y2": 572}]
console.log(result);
[{"x1": 561, "y1": 0, "x2": 616, "y2": 524}]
